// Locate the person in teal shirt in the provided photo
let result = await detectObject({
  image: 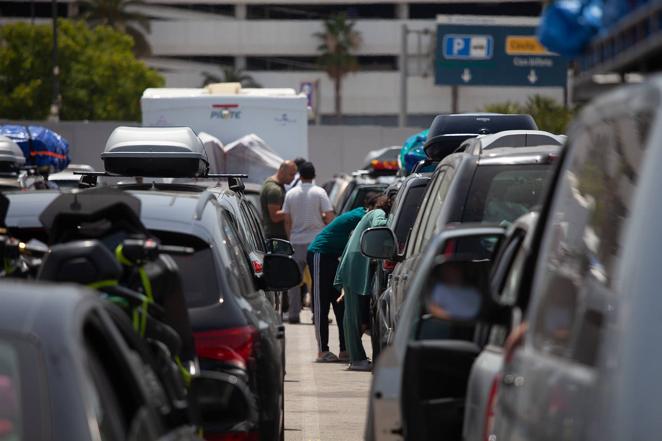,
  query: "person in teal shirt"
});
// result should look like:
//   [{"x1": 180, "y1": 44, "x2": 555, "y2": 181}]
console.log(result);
[
  {"x1": 334, "y1": 195, "x2": 392, "y2": 371},
  {"x1": 307, "y1": 205, "x2": 368, "y2": 362}
]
